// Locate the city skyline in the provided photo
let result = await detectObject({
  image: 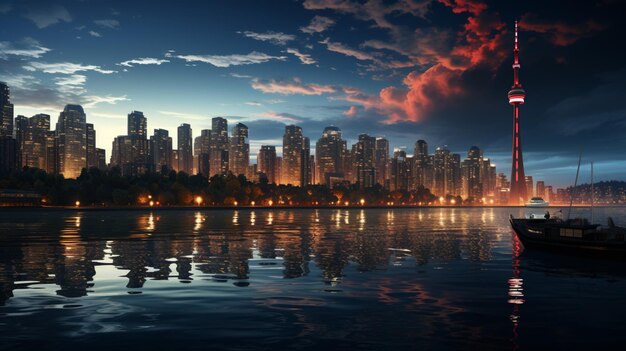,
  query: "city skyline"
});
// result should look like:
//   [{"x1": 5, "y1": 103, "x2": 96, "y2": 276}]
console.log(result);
[{"x1": 1, "y1": 1, "x2": 625, "y2": 186}]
